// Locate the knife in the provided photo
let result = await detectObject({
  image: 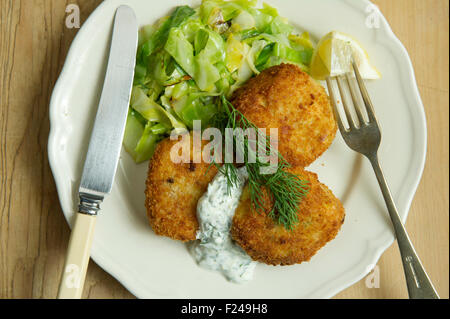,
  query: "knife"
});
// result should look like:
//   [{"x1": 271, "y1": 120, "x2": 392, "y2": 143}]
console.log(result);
[{"x1": 57, "y1": 5, "x2": 138, "y2": 299}]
